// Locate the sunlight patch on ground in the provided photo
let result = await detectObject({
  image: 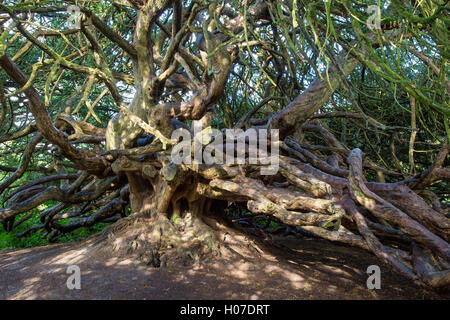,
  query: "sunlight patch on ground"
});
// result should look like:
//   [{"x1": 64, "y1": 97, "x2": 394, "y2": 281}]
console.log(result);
[{"x1": 47, "y1": 248, "x2": 89, "y2": 265}]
